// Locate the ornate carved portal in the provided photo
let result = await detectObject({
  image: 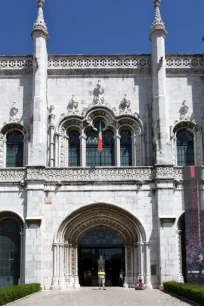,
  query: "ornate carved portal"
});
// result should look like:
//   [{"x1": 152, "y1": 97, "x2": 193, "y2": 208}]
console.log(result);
[{"x1": 51, "y1": 203, "x2": 152, "y2": 290}]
